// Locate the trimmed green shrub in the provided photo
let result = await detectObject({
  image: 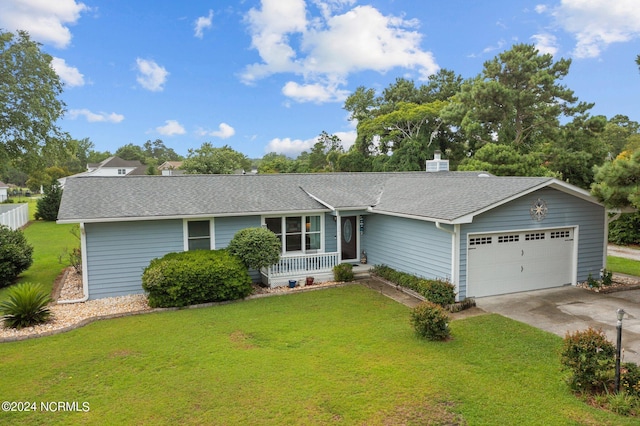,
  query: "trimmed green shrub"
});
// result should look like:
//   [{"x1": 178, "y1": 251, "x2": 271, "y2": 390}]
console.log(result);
[
  {"x1": 35, "y1": 180, "x2": 63, "y2": 221},
  {"x1": 561, "y1": 327, "x2": 616, "y2": 393},
  {"x1": 227, "y1": 227, "x2": 281, "y2": 270},
  {"x1": 0, "y1": 282, "x2": 52, "y2": 329},
  {"x1": 333, "y1": 263, "x2": 354, "y2": 282},
  {"x1": 621, "y1": 362, "x2": 640, "y2": 398},
  {"x1": 411, "y1": 301, "x2": 450, "y2": 341},
  {"x1": 371, "y1": 265, "x2": 456, "y2": 306},
  {"x1": 0, "y1": 225, "x2": 34, "y2": 288},
  {"x1": 142, "y1": 250, "x2": 253, "y2": 308}
]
